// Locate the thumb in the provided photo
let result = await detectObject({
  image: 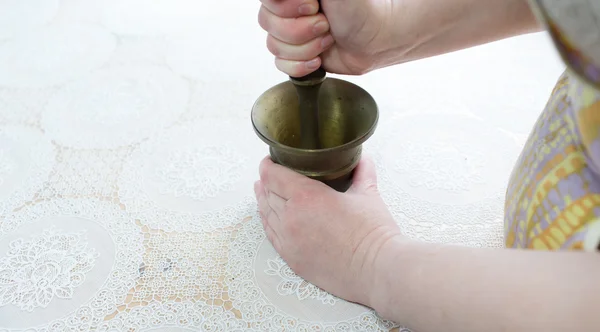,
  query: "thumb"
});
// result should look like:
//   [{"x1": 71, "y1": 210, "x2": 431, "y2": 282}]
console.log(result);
[{"x1": 347, "y1": 155, "x2": 379, "y2": 195}]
